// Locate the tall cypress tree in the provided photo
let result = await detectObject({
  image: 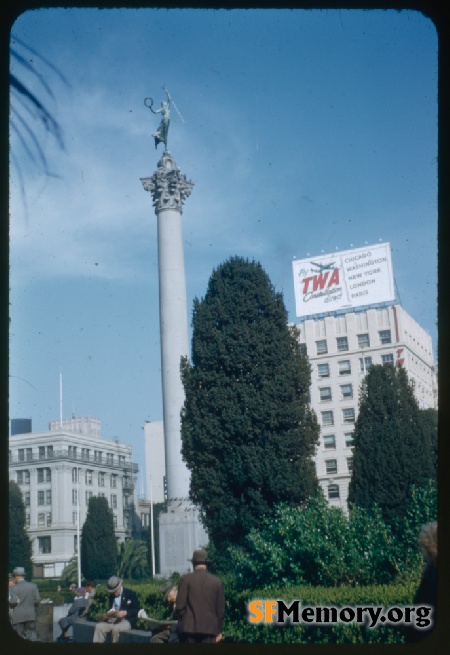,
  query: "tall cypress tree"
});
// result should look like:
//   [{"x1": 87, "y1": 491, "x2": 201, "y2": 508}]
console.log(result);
[
  {"x1": 418, "y1": 407, "x2": 438, "y2": 475},
  {"x1": 80, "y1": 496, "x2": 117, "y2": 580},
  {"x1": 348, "y1": 364, "x2": 434, "y2": 522},
  {"x1": 9, "y1": 480, "x2": 33, "y2": 579},
  {"x1": 181, "y1": 257, "x2": 319, "y2": 551}
]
